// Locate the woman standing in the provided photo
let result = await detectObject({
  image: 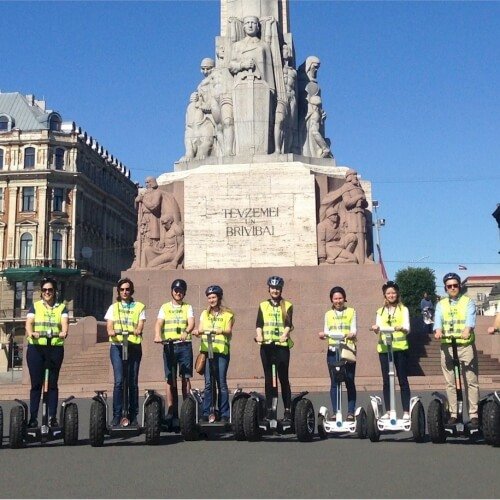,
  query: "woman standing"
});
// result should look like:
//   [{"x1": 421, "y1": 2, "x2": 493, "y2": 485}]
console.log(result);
[
  {"x1": 371, "y1": 280, "x2": 411, "y2": 419},
  {"x1": 104, "y1": 278, "x2": 146, "y2": 426},
  {"x1": 318, "y1": 286, "x2": 357, "y2": 420},
  {"x1": 256, "y1": 276, "x2": 294, "y2": 421},
  {"x1": 194, "y1": 285, "x2": 234, "y2": 423},
  {"x1": 25, "y1": 277, "x2": 69, "y2": 428}
]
